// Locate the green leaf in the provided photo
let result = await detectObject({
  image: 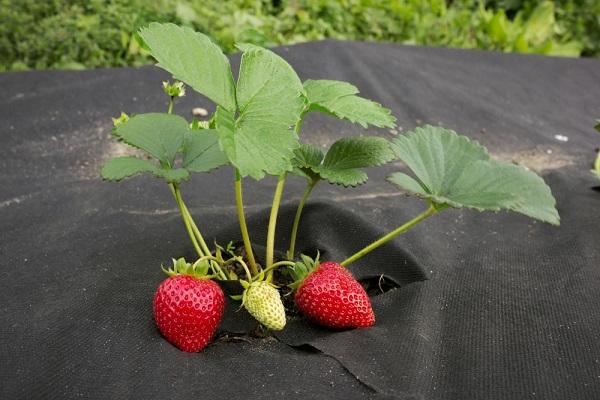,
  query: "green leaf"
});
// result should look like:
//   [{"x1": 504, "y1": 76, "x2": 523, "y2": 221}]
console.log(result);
[
  {"x1": 390, "y1": 126, "x2": 489, "y2": 195},
  {"x1": 114, "y1": 113, "x2": 188, "y2": 165},
  {"x1": 138, "y1": 23, "x2": 236, "y2": 112},
  {"x1": 303, "y1": 80, "x2": 396, "y2": 129},
  {"x1": 304, "y1": 80, "x2": 358, "y2": 103},
  {"x1": 101, "y1": 156, "x2": 190, "y2": 183},
  {"x1": 318, "y1": 137, "x2": 395, "y2": 186},
  {"x1": 522, "y1": 1, "x2": 555, "y2": 46},
  {"x1": 291, "y1": 143, "x2": 323, "y2": 181},
  {"x1": 215, "y1": 44, "x2": 305, "y2": 179},
  {"x1": 182, "y1": 129, "x2": 229, "y2": 172},
  {"x1": 106, "y1": 114, "x2": 224, "y2": 183},
  {"x1": 292, "y1": 137, "x2": 394, "y2": 186},
  {"x1": 101, "y1": 157, "x2": 158, "y2": 181},
  {"x1": 488, "y1": 10, "x2": 508, "y2": 45},
  {"x1": 547, "y1": 41, "x2": 582, "y2": 57},
  {"x1": 293, "y1": 143, "x2": 324, "y2": 169},
  {"x1": 388, "y1": 125, "x2": 560, "y2": 225}
]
